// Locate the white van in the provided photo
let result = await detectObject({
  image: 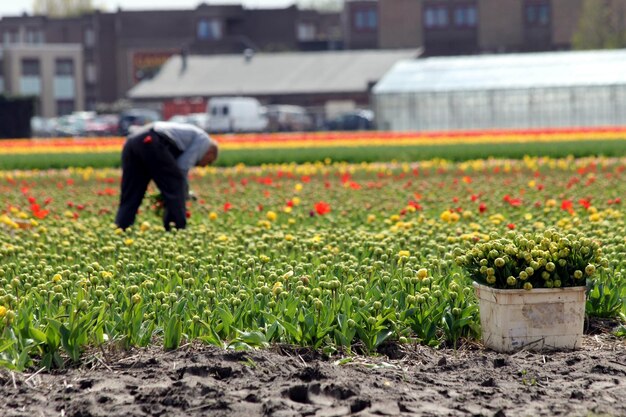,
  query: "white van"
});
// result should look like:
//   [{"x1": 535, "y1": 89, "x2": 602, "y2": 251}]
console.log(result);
[{"x1": 206, "y1": 97, "x2": 268, "y2": 133}]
